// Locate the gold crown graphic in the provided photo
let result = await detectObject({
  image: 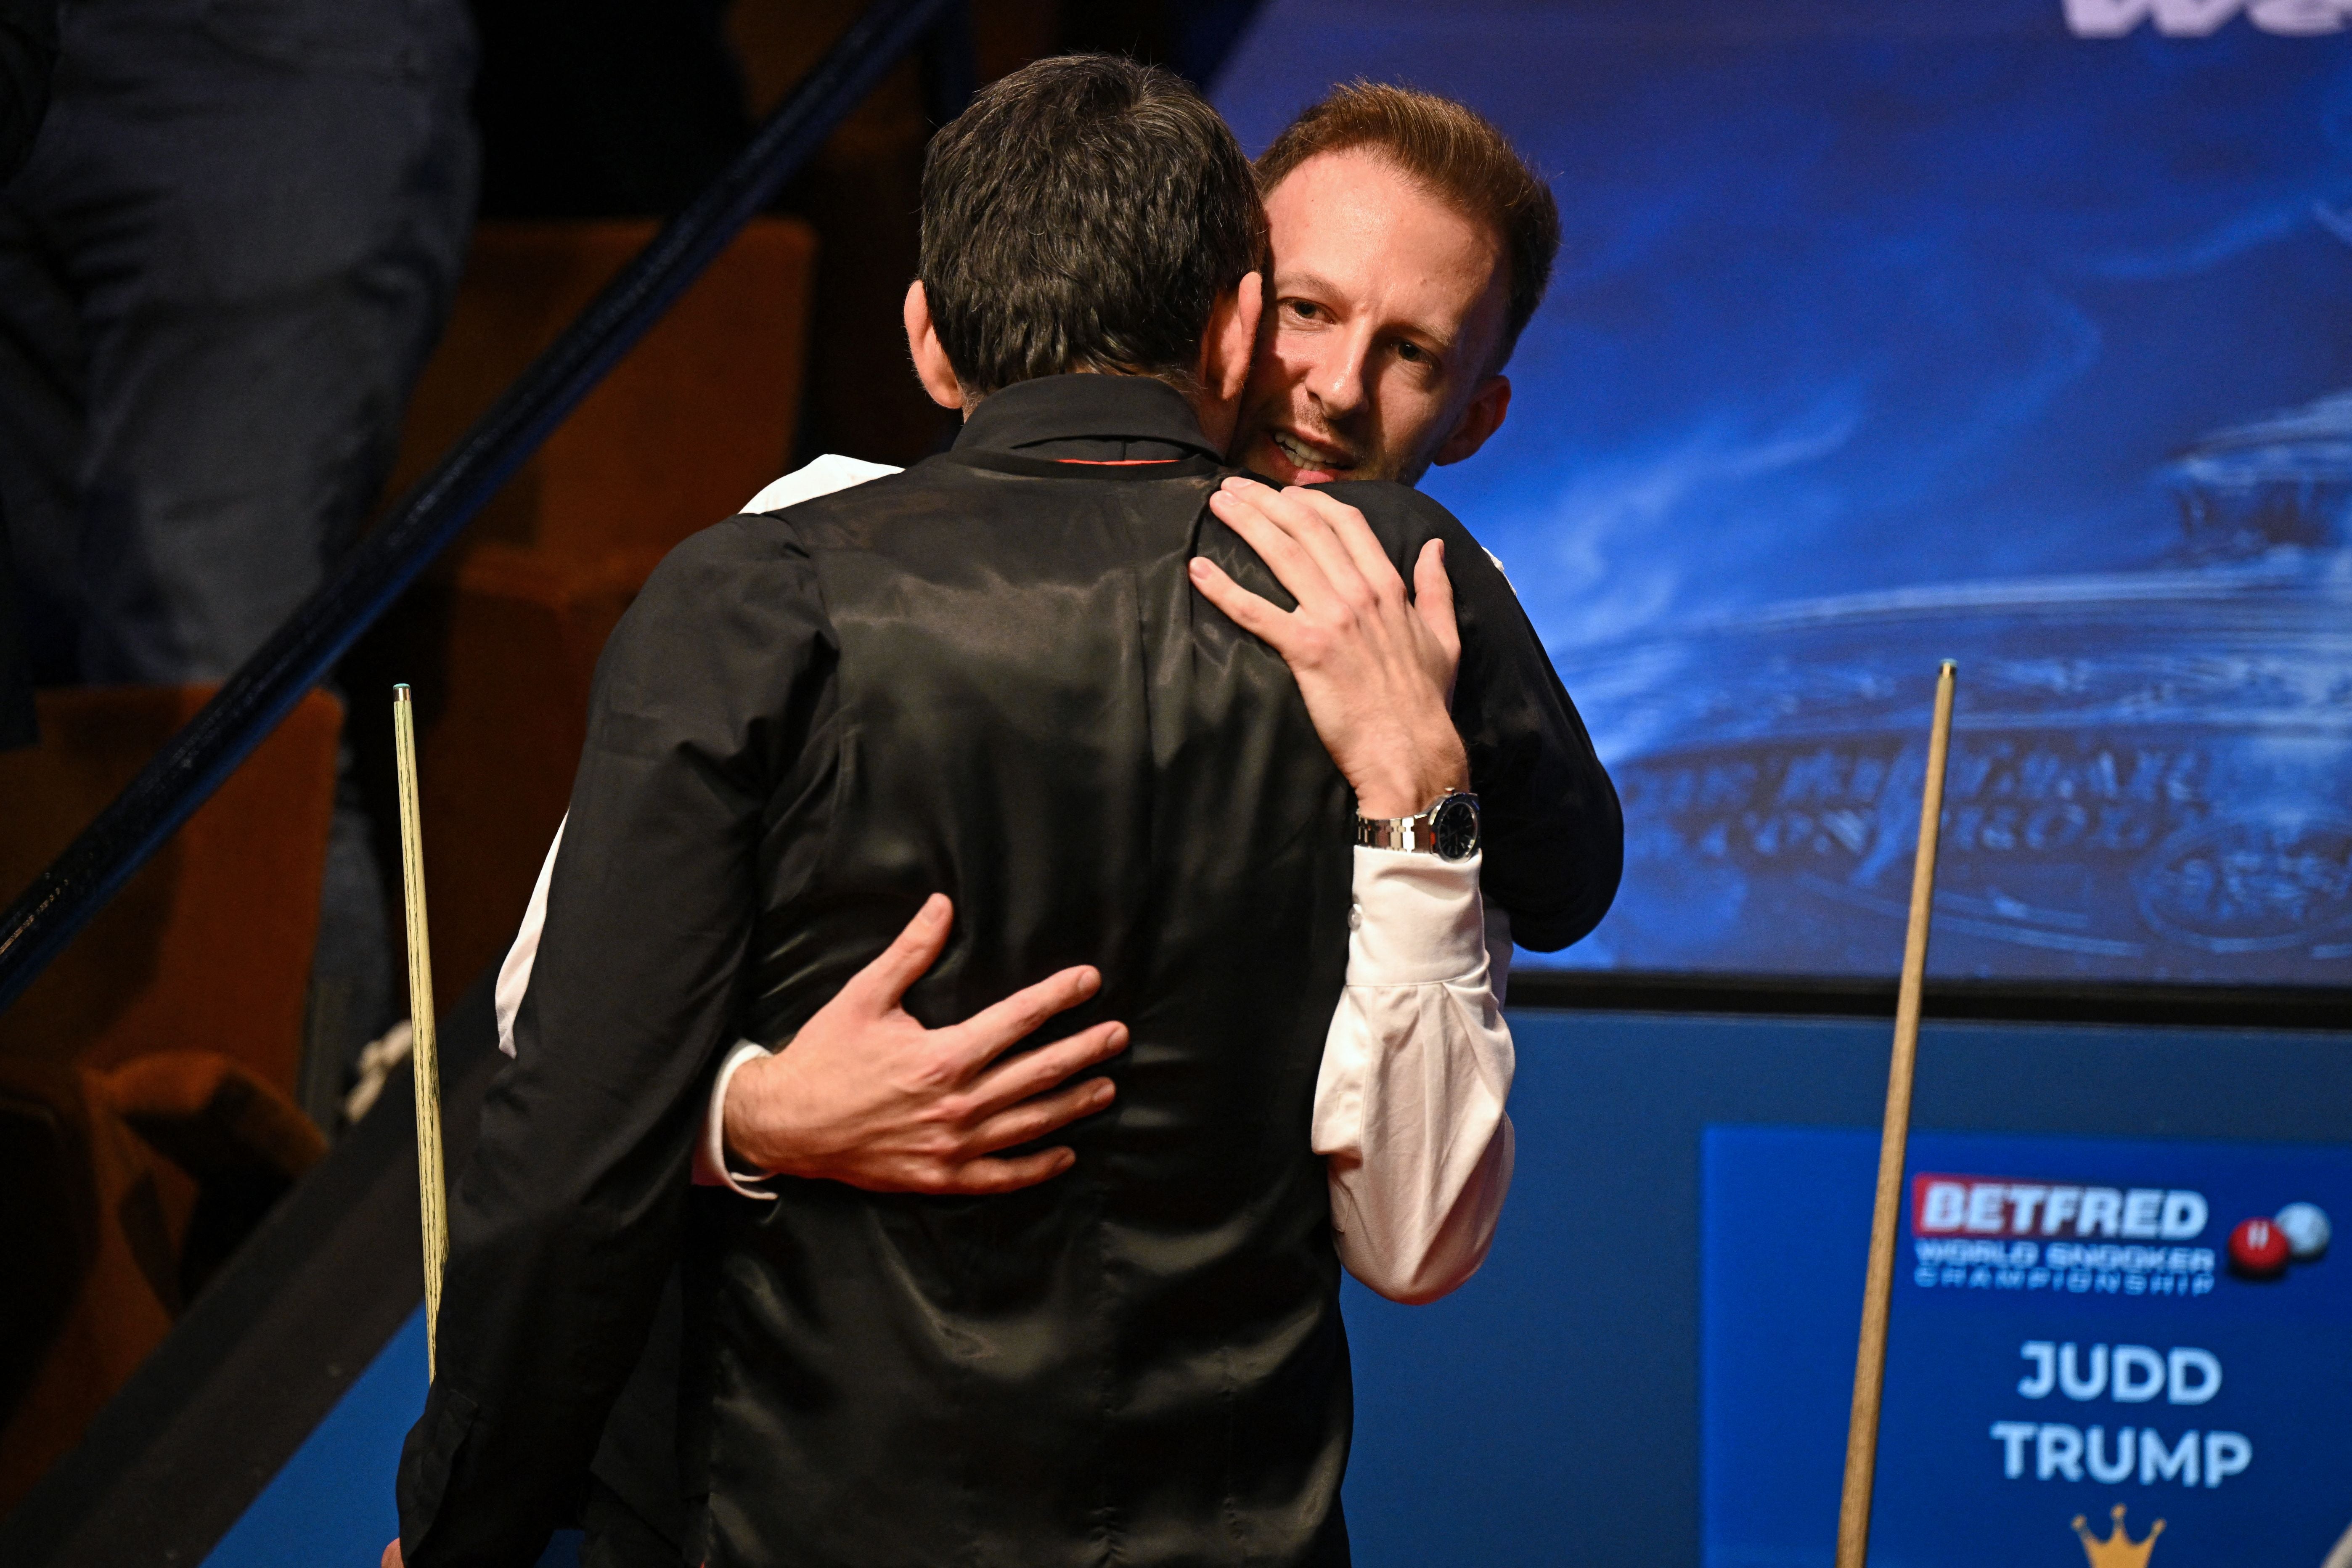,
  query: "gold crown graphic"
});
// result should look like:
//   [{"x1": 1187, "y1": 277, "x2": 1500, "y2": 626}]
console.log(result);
[{"x1": 2075, "y1": 1504, "x2": 2165, "y2": 1568}]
